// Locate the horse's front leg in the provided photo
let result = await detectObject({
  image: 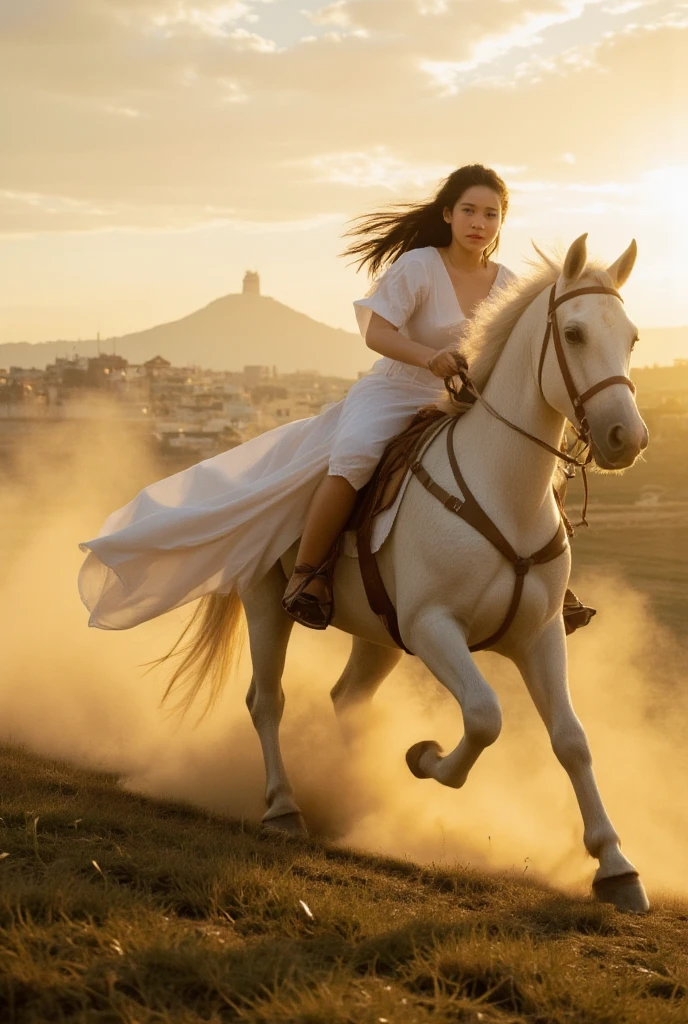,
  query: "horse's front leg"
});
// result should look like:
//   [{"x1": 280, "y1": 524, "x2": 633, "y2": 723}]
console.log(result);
[
  {"x1": 404, "y1": 608, "x2": 502, "y2": 789},
  {"x1": 515, "y1": 619, "x2": 649, "y2": 913}
]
